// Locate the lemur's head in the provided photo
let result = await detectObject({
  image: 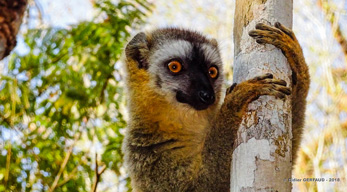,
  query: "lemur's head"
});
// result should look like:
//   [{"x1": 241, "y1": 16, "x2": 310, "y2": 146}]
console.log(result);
[{"x1": 125, "y1": 28, "x2": 224, "y2": 111}]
